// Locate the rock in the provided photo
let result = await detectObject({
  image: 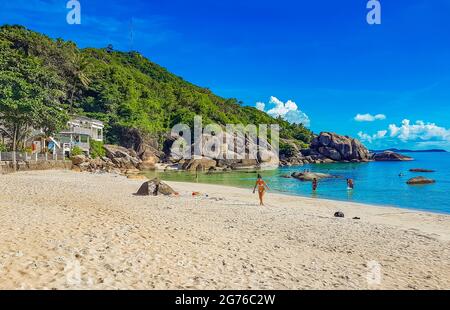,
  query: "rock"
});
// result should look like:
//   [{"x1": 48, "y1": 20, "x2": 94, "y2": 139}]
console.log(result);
[
  {"x1": 281, "y1": 174, "x2": 292, "y2": 179},
  {"x1": 372, "y1": 151, "x2": 413, "y2": 161},
  {"x1": 139, "y1": 148, "x2": 159, "y2": 170},
  {"x1": 71, "y1": 155, "x2": 86, "y2": 165},
  {"x1": 181, "y1": 158, "x2": 217, "y2": 171},
  {"x1": 69, "y1": 144, "x2": 146, "y2": 174},
  {"x1": 291, "y1": 172, "x2": 335, "y2": 181},
  {"x1": 161, "y1": 135, "x2": 182, "y2": 163},
  {"x1": 136, "y1": 178, "x2": 176, "y2": 196},
  {"x1": 78, "y1": 162, "x2": 90, "y2": 172},
  {"x1": 319, "y1": 133, "x2": 332, "y2": 146},
  {"x1": 89, "y1": 157, "x2": 104, "y2": 170},
  {"x1": 309, "y1": 132, "x2": 370, "y2": 162},
  {"x1": 409, "y1": 168, "x2": 435, "y2": 173},
  {"x1": 318, "y1": 147, "x2": 342, "y2": 161},
  {"x1": 119, "y1": 157, "x2": 136, "y2": 169},
  {"x1": 407, "y1": 177, "x2": 436, "y2": 185},
  {"x1": 334, "y1": 211, "x2": 345, "y2": 218},
  {"x1": 257, "y1": 149, "x2": 279, "y2": 166},
  {"x1": 129, "y1": 156, "x2": 142, "y2": 167},
  {"x1": 104, "y1": 144, "x2": 136, "y2": 160}
]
